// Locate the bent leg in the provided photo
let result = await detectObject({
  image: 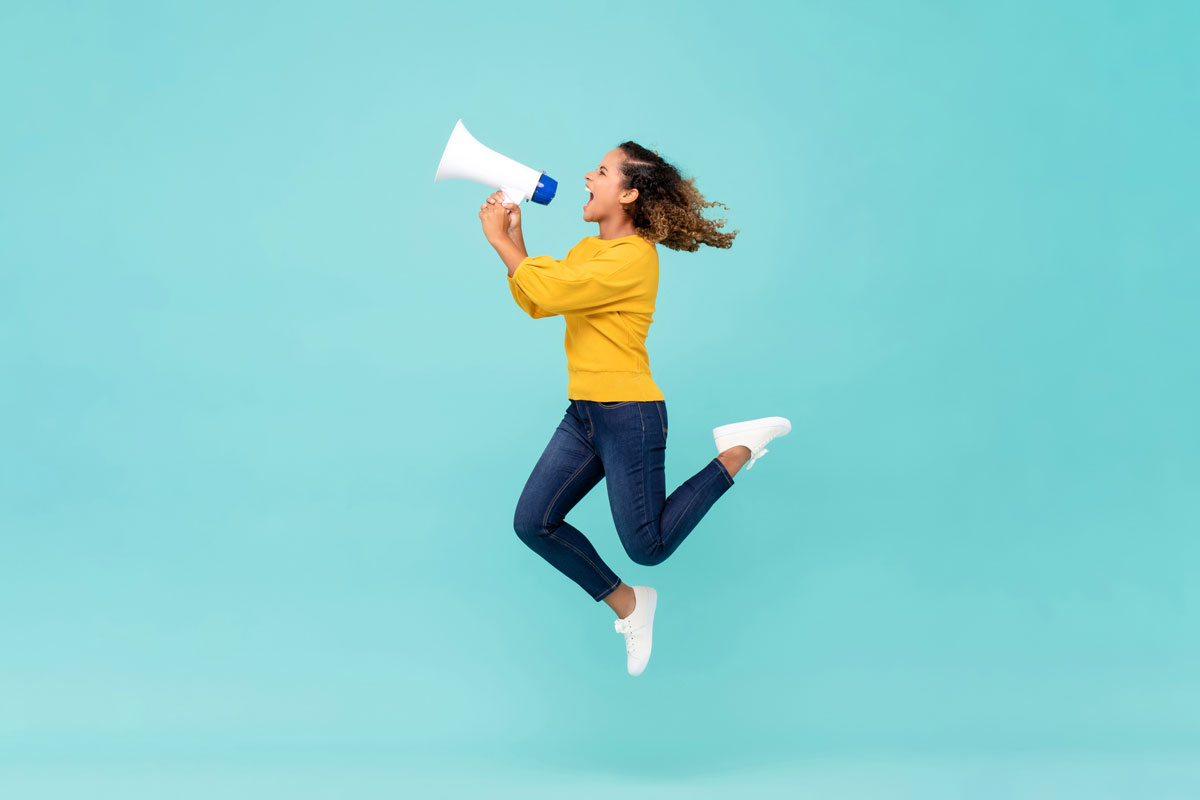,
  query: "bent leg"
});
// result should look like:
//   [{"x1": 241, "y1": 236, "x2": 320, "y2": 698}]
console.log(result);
[
  {"x1": 653, "y1": 457, "x2": 735, "y2": 564},
  {"x1": 513, "y1": 408, "x2": 623, "y2": 601},
  {"x1": 597, "y1": 402, "x2": 735, "y2": 567}
]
